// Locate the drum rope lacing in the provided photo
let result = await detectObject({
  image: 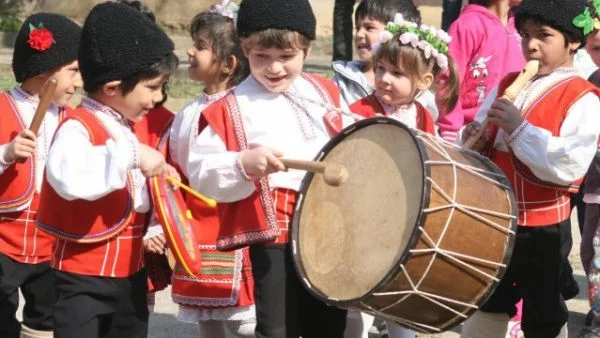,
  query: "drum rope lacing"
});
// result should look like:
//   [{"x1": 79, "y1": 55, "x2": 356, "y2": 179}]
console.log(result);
[{"x1": 361, "y1": 132, "x2": 517, "y2": 333}]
